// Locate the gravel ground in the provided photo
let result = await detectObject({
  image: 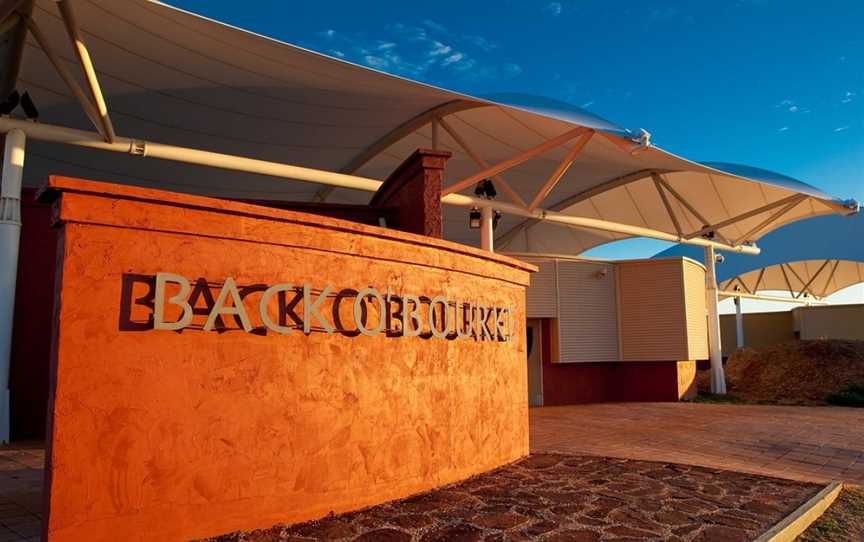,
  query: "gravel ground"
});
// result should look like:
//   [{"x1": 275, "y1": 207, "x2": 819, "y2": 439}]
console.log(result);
[{"x1": 195, "y1": 453, "x2": 820, "y2": 542}]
